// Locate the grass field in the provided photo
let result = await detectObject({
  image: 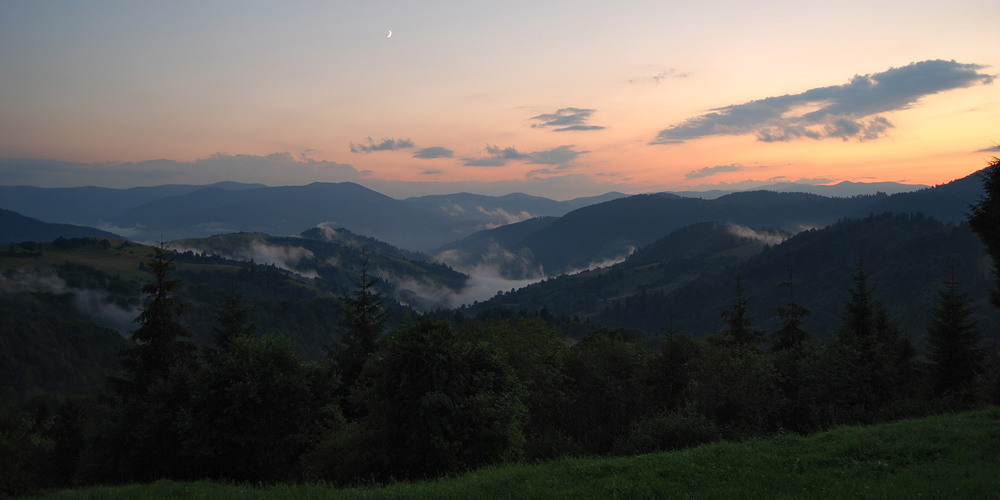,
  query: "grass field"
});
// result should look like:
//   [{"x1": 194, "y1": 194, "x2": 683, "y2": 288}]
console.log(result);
[{"x1": 30, "y1": 407, "x2": 1000, "y2": 499}]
